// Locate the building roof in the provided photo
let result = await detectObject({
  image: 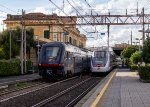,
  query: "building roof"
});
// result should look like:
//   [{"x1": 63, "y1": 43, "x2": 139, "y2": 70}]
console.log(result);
[{"x1": 4, "y1": 13, "x2": 77, "y2": 24}]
